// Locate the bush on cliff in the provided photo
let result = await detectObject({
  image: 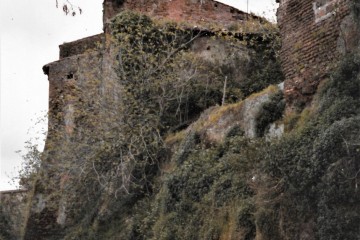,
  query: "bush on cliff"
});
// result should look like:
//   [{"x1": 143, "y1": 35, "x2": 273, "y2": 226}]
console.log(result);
[
  {"x1": 103, "y1": 52, "x2": 360, "y2": 240},
  {"x1": 253, "y1": 52, "x2": 360, "y2": 239}
]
